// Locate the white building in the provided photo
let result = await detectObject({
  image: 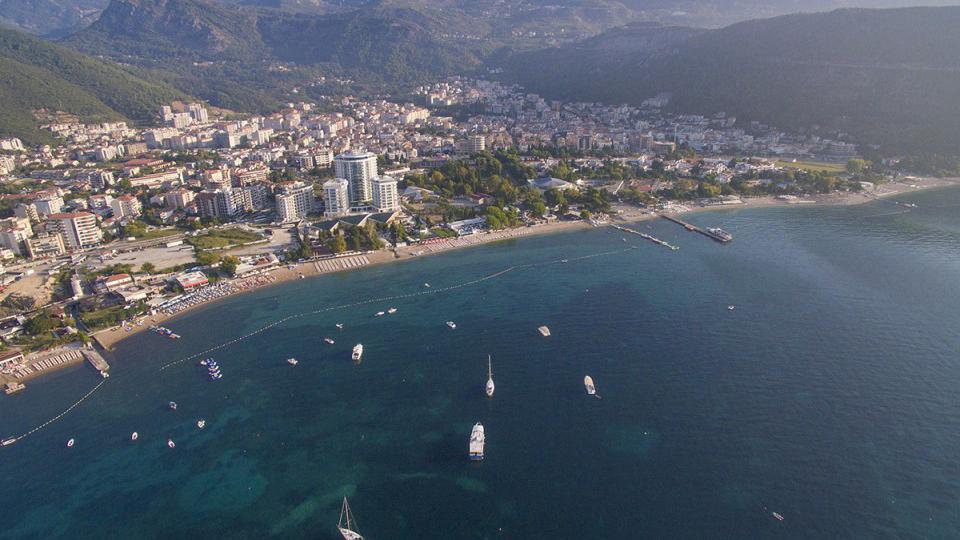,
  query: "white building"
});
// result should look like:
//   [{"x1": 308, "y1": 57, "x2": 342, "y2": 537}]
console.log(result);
[
  {"x1": 467, "y1": 134, "x2": 486, "y2": 154},
  {"x1": 110, "y1": 195, "x2": 142, "y2": 219},
  {"x1": 323, "y1": 178, "x2": 350, "y2": 217},
  {"x1": 371, "y1": 176, "x2": 399, "y2": 212},
  {"x1": 275, "y1": 181, "x2": 315, "y2": 222},
  {"x1": 48, "y1": 212, "x2": 102, "y2": 251},
  {"x1": 334, "y1": 151, "x2": 378, "y2": 204},
  {"x1": 34, "y1": 196, "x2": 64, "y2": 216}
]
